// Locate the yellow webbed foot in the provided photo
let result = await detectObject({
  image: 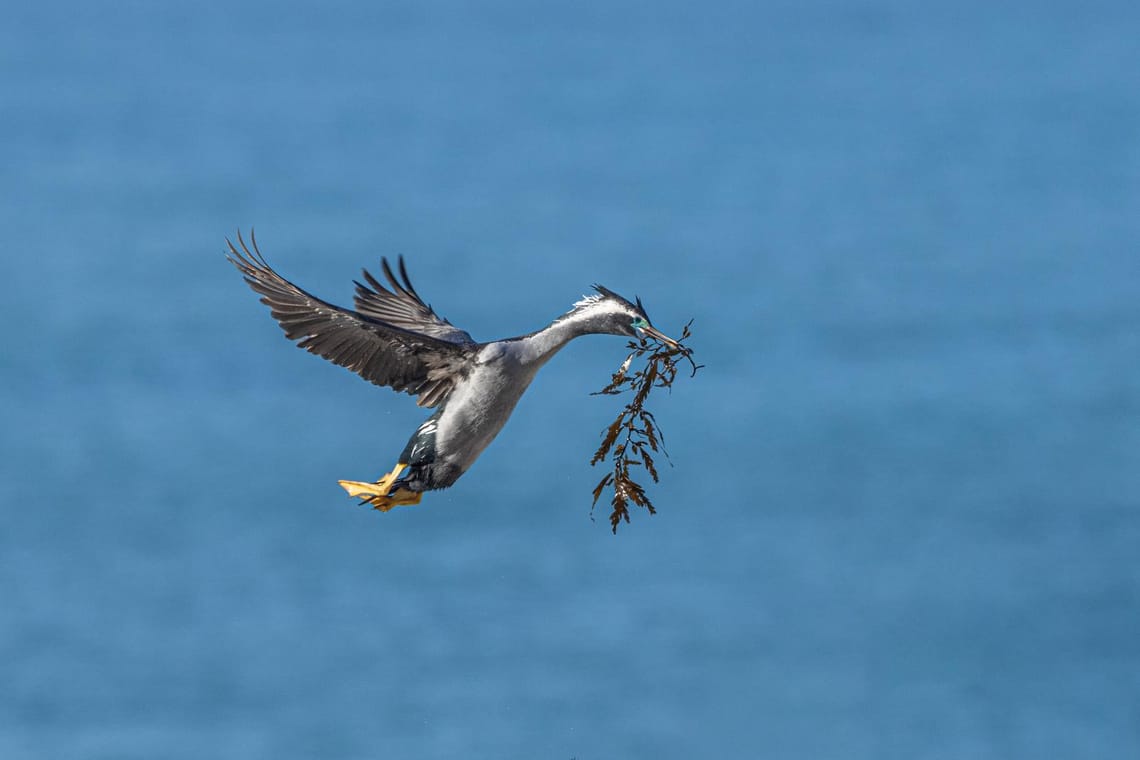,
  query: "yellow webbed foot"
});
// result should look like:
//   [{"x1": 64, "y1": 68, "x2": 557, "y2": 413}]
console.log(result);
[
  {"x1": 338, "y1": 463, "x2": 423, "y2": 512},
  {"x1": 368, "y1": 487, "x2": 422, "y2": 512}
]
